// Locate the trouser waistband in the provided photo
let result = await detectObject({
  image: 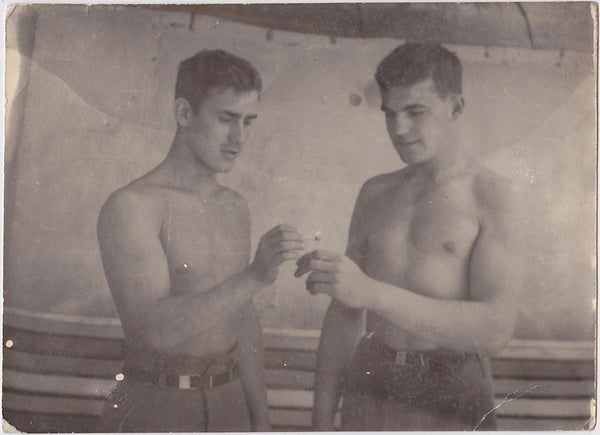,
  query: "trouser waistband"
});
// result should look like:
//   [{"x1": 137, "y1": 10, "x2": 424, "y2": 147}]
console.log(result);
[{"x1": 123, "y1": 363, "x2": 239, "y2": 390}]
